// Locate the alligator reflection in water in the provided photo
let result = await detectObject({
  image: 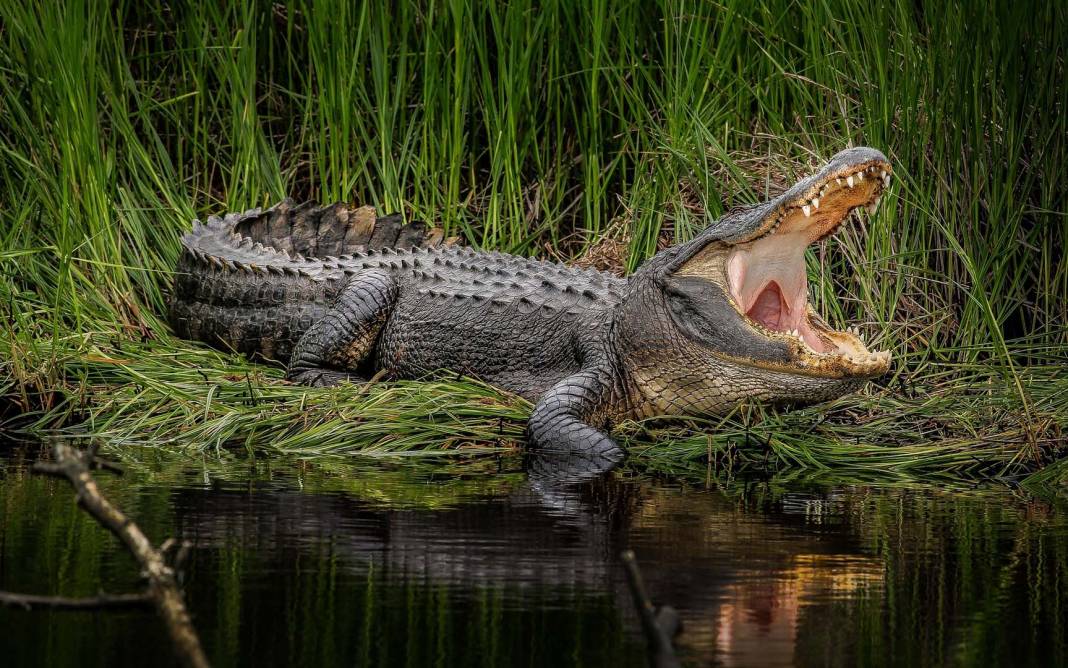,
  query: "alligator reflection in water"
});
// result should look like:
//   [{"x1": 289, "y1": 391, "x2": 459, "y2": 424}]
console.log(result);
[
  {"x1": 173, "y1": 479, "x2": 889, "y2": 666},
  {"x1": 1, "y1": 449, "x2": 1066, "y2": 667}
]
